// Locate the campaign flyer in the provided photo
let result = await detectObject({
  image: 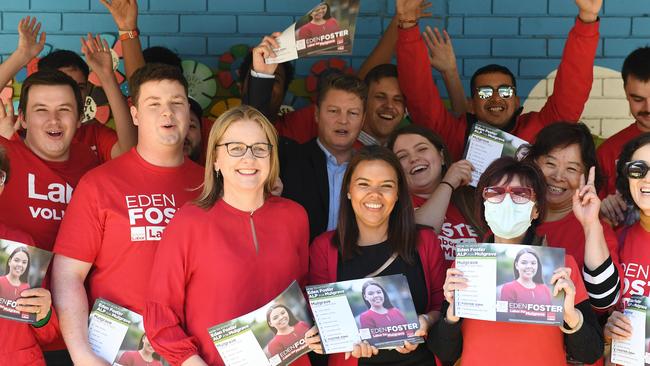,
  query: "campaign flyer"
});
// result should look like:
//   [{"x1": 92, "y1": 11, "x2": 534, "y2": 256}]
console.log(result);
[
  {"x1": 209, "y1": 281, "x2": 312, "y2": 366},
  {"x1": 0, "y1": 239, "x2": 52, "y2": 323},
  {"x1": 306, "y1": 274, "x2": 422, "y2": 353},
  {"x1": 611, "y1": 295, "x2": 650, "y2": 366},
  {"x1": 88, "y1": 299, "x2": 165, "y2": 366},
  {"x1": 454, "y1": 243, "x2": 565, "y2": 326},
  {"x1": 266, "y1": 0, "x2": 359, "y2": 64},
  {"x1": 463, "y1": 122, "x2": 531, "y2": 186}
]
